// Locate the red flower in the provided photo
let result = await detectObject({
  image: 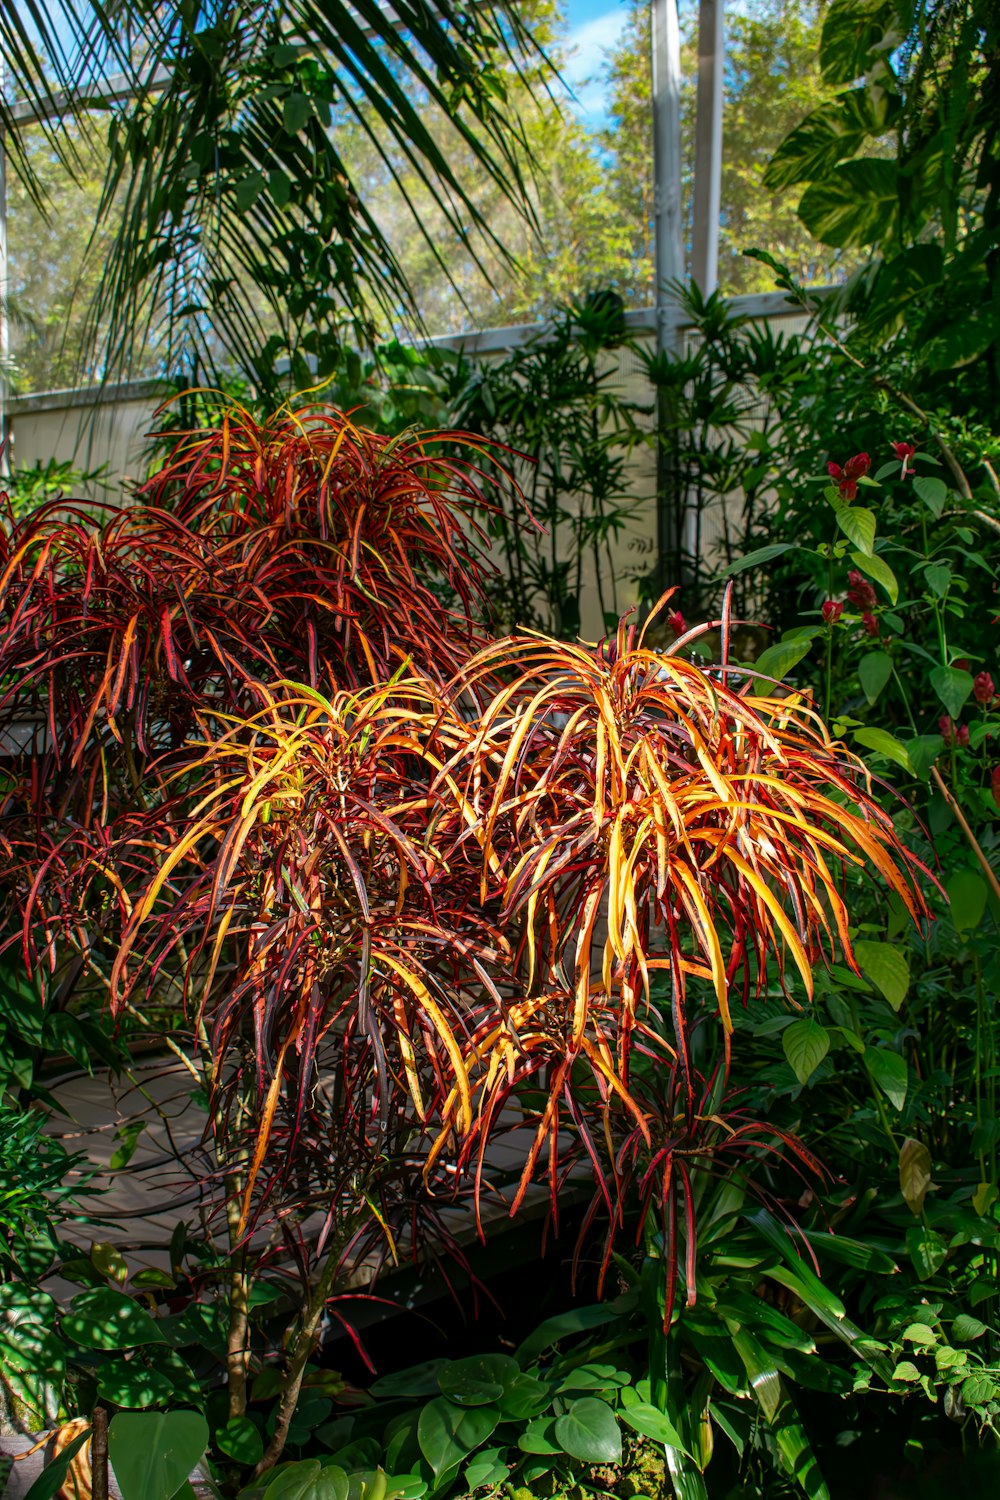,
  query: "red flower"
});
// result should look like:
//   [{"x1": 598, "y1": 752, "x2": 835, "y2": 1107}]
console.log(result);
[
  {"x1": 827, "y1": 453, "x2": 871, "y2": 501},
  {"x1": 975, "y1": 671, "x2": 995, "y2": 706},
  {"x1": 891, "y1": 441, "x2": 916, "y2": 474},
  {"x1": 847, "y1": 570, "x2": 877, "y2": 611},
  {"x1": 940, "y1": 716, "x2": 969, "y2": 747},
  {"x1": 822, "y1": 599, "x2": 843, "y2": 625},
  {"x1": 666, "y1": 609, "x2": 686, "y2": 637},
  {"x1": 957, "y1": 723, "x2": 970, "y2": 746},
  {"x1": 992, "y1": 765, "x2": 1000, "y2": 810},
  {"x1": 861, "y1": 612, "x2": 880, "y2": 637}
]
